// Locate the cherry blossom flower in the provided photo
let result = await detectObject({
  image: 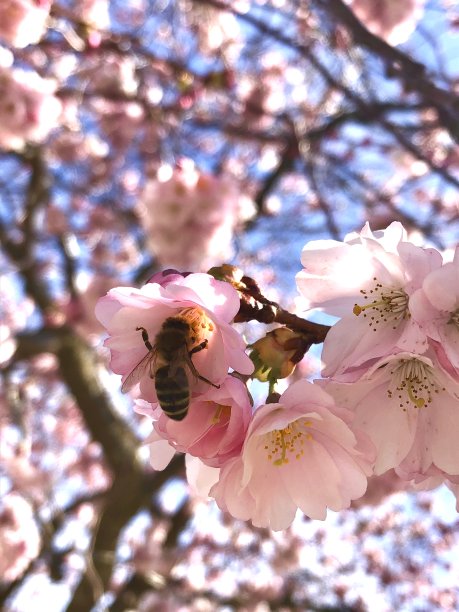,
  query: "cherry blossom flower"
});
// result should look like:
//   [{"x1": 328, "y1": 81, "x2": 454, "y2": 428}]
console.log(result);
[
  {"x1": 95, "y1": 99, "x2": 145, "y2": 150},
  {"x1": 325, "y1": 352, "x2": 459, "y2": 477},
  {"x1": 296, "y1": 222, "x2": 442, "y2": 376},
  {"x1": 239, "y1": 54, "x2": 287, "y2": 129},
  {"x1": 0, "y1": 323, "x2": 16, "y2": 365},
  {"x1": 184, "y1": 3, "x2": 242, "y2": 62},
  {"x1": 140, "y1": 376, "x2": 252, "y2": 469},
  {"x1": 210, "y1": 381, "x2": 373, "y2": 530},
  {"x1": 393, "y1": 464, "x2": 459, "y2": 512},
  {"x1": 1, "y1": 442, "x2": 51, "y2": 503},
  {"x1": 185, "y1": 455, "x2": 220, "y2": 498},
  {"x1": 80, "y1": 54, "x2": 138, "y2": 96},
  {"x1": 75, "y1": 0, "x2": 110, "y2": 35},
  {"x1": 0, "y1": 0, "x2": 51, "y2": 49},
  {"x1": 396, "y1": 461, "x2": 447, "y2": 491},
  {"x1": 0, "y1": 493, "x2": 41, "y2": 582},
  {"x1": 410, "y1": 249, "x2": 459, "y2": 373},
  {"x1": 0, "y1": 66, "x2": 62, "y2": 150},
  {"x1": 95, "y1": 273, "x2": 253, "y2": 403},
  {"x1": 146, "y1": 269, "x2": 188, "y2": 287},
  {"x1": 345, "y1": 0, "x2": 425, "y2": 46},
  {"x1": 60, "y1": 274, "x2": 121, "y2": 338},
  {"x1": 138, "y1": 161, "x2": 255, "y2": 271}
]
